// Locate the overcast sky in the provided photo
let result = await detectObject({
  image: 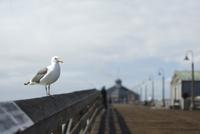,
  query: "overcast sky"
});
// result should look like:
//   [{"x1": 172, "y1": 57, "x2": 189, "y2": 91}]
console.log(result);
[{"x1": 0, "y1": 0, "x2": 200, "y2": 101}]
